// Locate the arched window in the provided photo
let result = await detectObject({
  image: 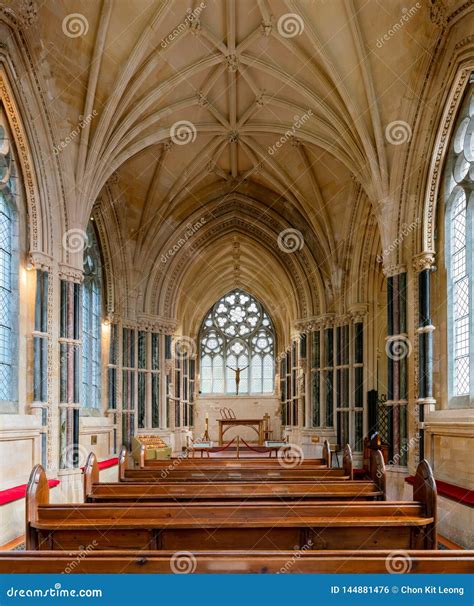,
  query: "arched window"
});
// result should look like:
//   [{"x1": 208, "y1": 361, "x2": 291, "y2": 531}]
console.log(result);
[
  {"x1": 0, "y1": 112, "x2": 18, "y2": 408},
  {"x1": 82, "y1": 223, "x2": 102, "y2": 409},
  {"x1": 445, "y1": 80, "x2": 474, "y2": 407},
  {"x1": 199, "y1": 289, "x2": 275, "y2": 395}
]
